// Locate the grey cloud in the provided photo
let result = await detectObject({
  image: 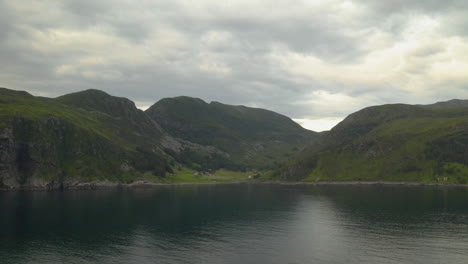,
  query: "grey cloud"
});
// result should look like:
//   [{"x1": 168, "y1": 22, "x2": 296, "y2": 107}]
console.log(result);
[
  {"x1": 172, "y1": 12, "x2": 365, "y2": 62},
  {"x1": 441, "y1": 10, "x2": 468, "y2": 37},
  {"x1": 56, "y1": 0, "x2": 152, "y2": 42},
  {"x1": 213, "y1": 18, "x2": 365, "y2": 63},
  {"x1": 60, "y1": 0, "x2": 111, "y2": 25},
  {"x1": 357, "y1": 0, "x2": 468, "y2": 38},
  {"x1": 0, "y1": 2, "x2": 12, "y2": 38},
  {"x1": 358, "y1": 0, "x2": 468, "y2": 14},
  {"x1": 1, "y1": 0, "x2": 468, "y2": 127},
  {"x1": 113, "y1": 21, "x2": 150, "y2": 42}
]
